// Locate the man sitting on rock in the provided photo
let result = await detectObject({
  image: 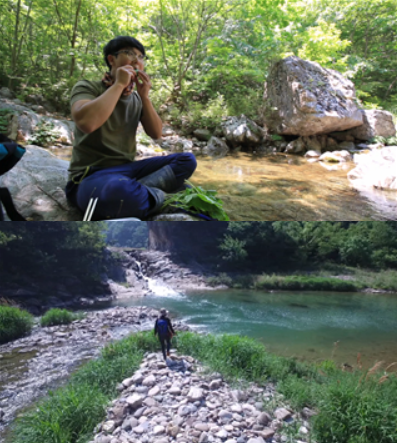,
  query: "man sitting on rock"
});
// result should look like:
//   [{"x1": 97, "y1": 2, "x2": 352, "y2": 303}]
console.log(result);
[{"x1": 65, "y1": 36, "x2": 197, "y2": 220}]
